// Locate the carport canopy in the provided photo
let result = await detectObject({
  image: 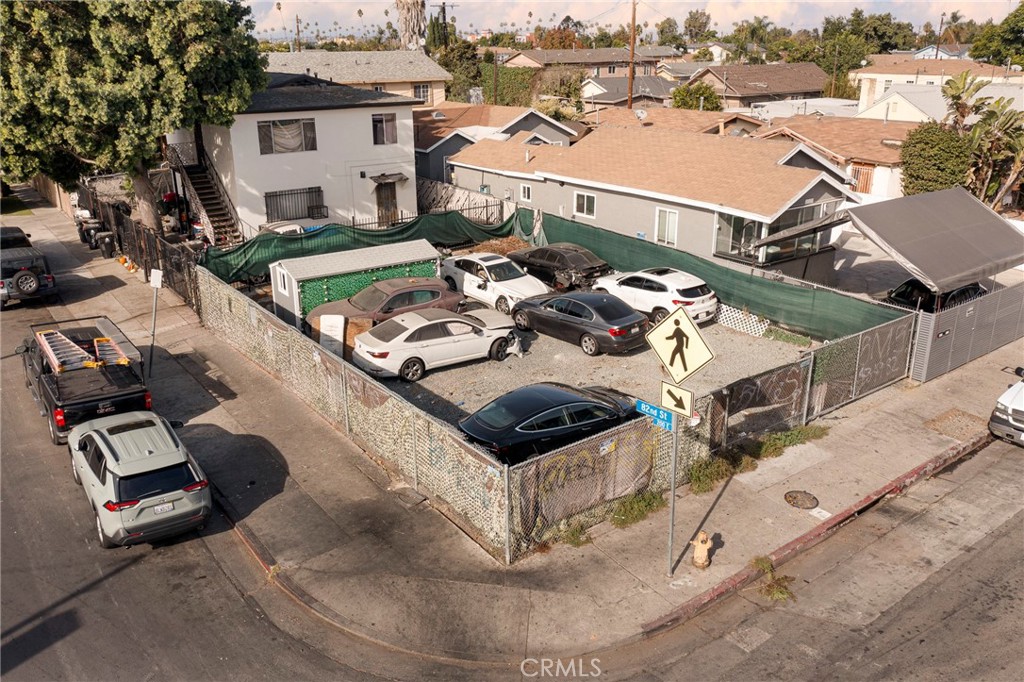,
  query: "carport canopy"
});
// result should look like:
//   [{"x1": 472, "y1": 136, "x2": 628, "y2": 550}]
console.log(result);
[{"x1": 844, "y1": 187, "x2": 1024, "y2": 293}]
